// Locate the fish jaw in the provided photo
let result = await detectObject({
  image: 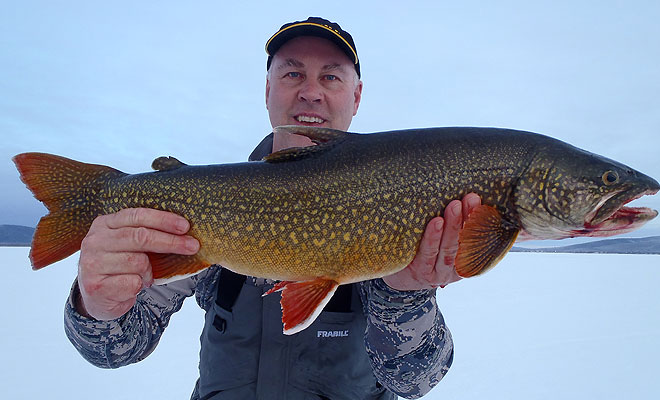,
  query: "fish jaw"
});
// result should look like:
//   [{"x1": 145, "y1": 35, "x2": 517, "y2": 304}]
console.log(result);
[
  {"x1": 573, "y1": 187, "x2": 659, "y2": 237},
  {"x1": 517, "y1": 187, "x2": 659, "y2": 241}
]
